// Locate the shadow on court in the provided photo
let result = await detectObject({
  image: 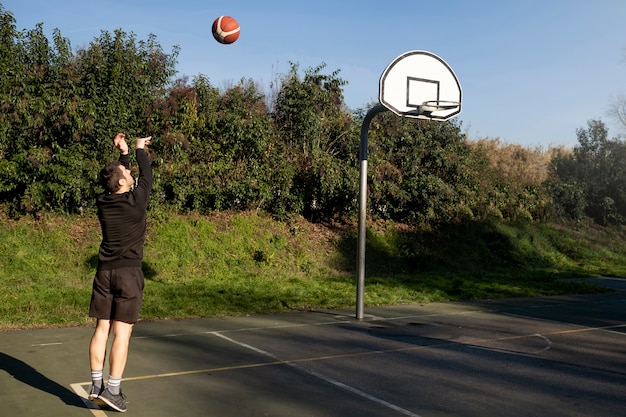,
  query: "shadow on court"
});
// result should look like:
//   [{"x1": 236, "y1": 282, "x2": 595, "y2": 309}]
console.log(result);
[
  {"x1": 1, "y1": 277, "x2": 625, "y2": 417},
  {"x1": 0, "y1": 352, "x2": 86, "y2": 409}
]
